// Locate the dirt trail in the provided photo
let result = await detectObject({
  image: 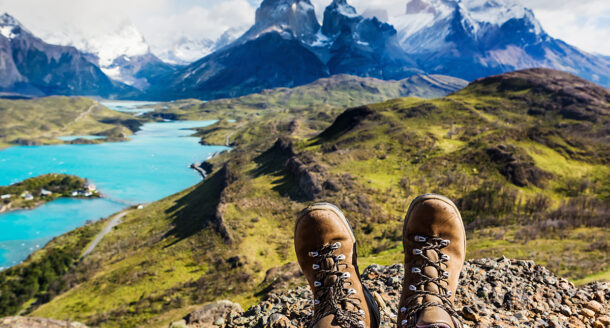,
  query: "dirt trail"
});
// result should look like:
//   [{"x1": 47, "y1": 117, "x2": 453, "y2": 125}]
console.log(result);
[{"x1": 81, "y1": 210, "x2": 129, "y2": 258}]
